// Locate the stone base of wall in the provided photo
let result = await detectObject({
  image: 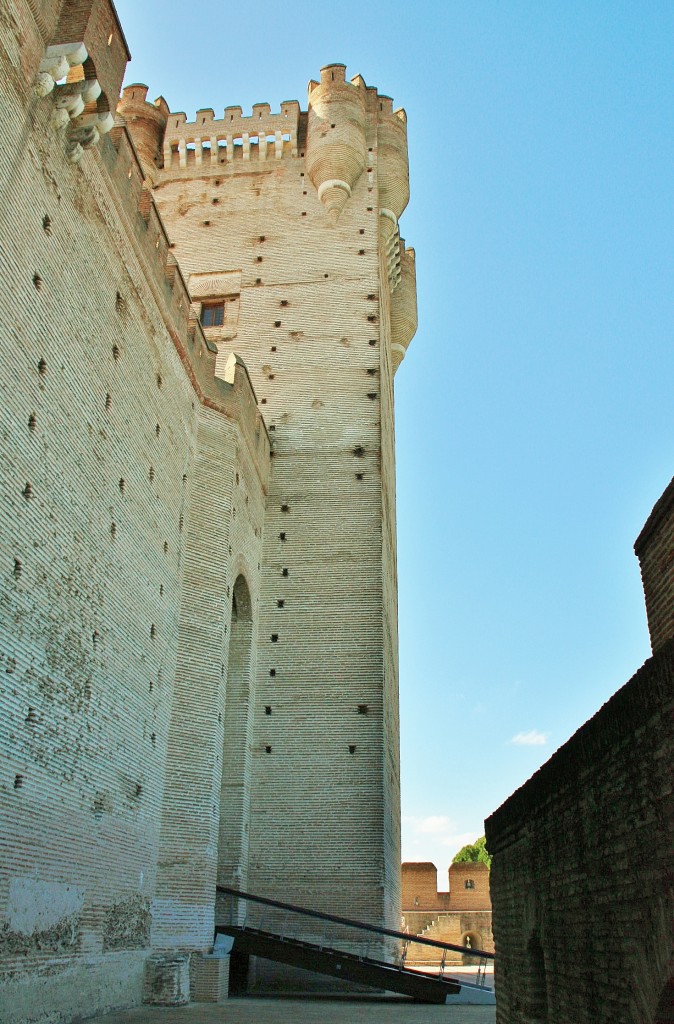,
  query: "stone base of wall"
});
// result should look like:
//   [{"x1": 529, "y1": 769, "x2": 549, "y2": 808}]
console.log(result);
[
  {"x1": 143, "y1": 954, "x2": 190, "y2": 1005},
  {"x1": 0, "y1": 951, "x2": 146, "y2": 1024},
  {"x1": 190, "y1": 952, "x2": 230, "y2": 1002}
]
